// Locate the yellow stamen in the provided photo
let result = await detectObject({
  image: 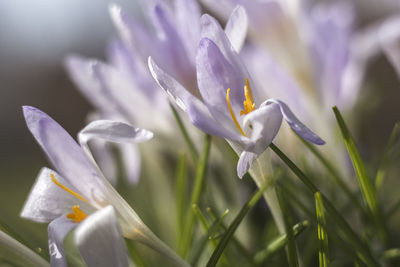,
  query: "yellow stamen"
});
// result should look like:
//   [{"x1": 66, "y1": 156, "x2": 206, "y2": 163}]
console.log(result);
[
  {"x1": 226, "y1": 88, "x2": 246, "y2": 136},
  {"x1": 240, "y1": 78, "x2": 255, "y2": 116},
  {"x1": 50, "y1": 174, "x2": 88, "y2": 203},
  {"x1": 66, "y1": 205, "x2": 87, "y2": 223}
]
